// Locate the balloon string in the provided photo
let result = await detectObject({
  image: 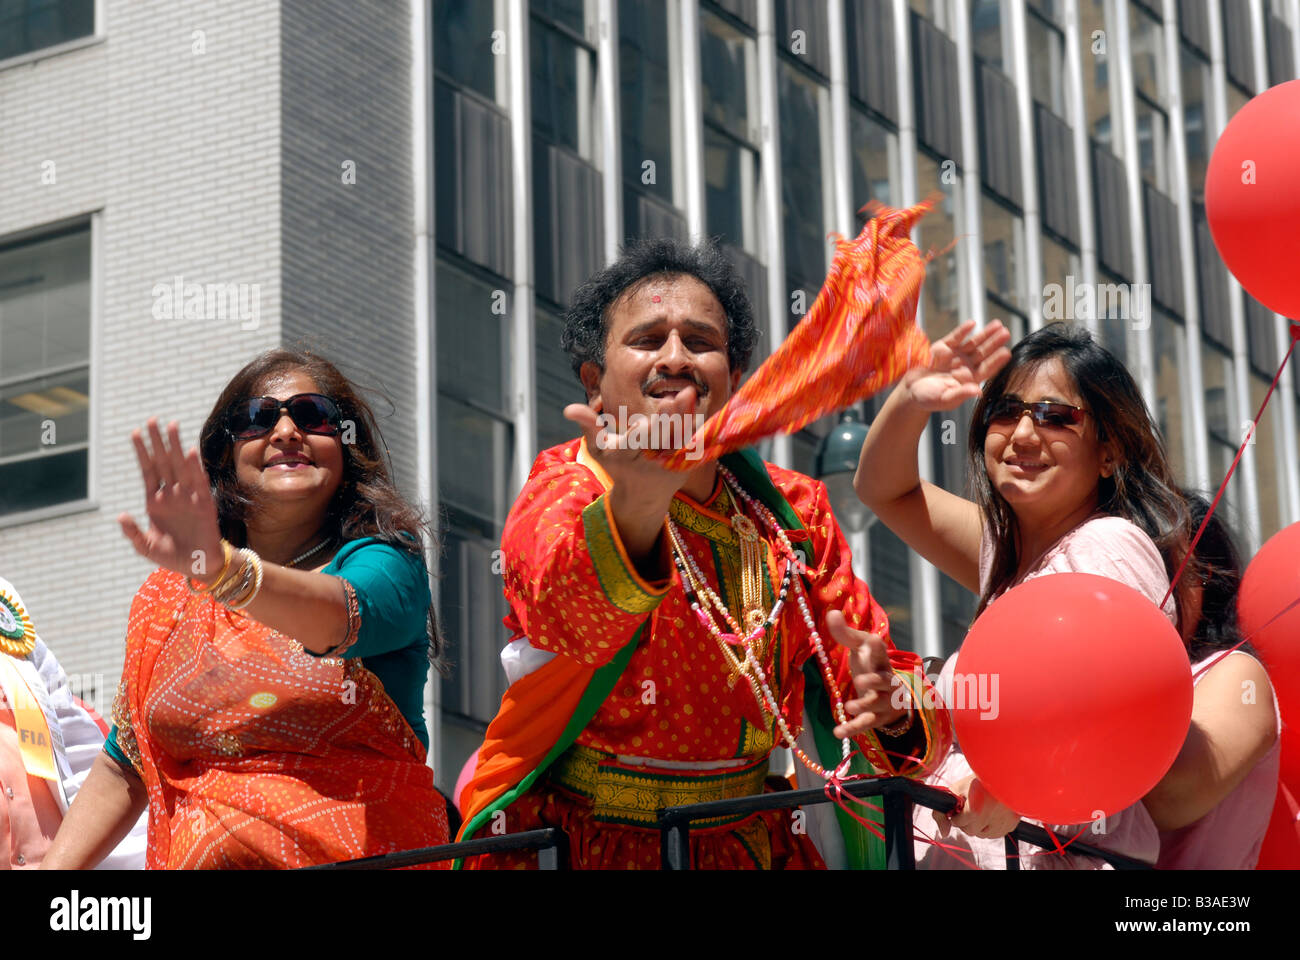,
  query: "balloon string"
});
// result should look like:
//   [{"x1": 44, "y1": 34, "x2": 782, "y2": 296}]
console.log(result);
[
  {"x1": 1161, "y1": 327, "x2": 1299, "y2": 611},
  {"x1": 1191, "y1": 593, "x2": 1300, "y2": 682}
]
